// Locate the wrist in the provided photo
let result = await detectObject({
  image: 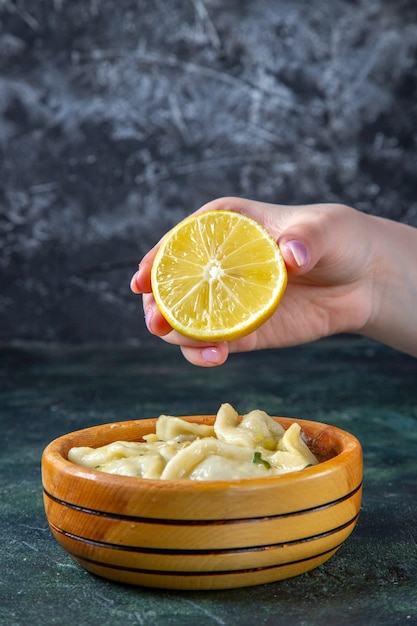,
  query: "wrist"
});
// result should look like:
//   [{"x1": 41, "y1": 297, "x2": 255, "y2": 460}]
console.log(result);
[{"x1": 361, "y1": 215, "x2": 417, "y2": 356}]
